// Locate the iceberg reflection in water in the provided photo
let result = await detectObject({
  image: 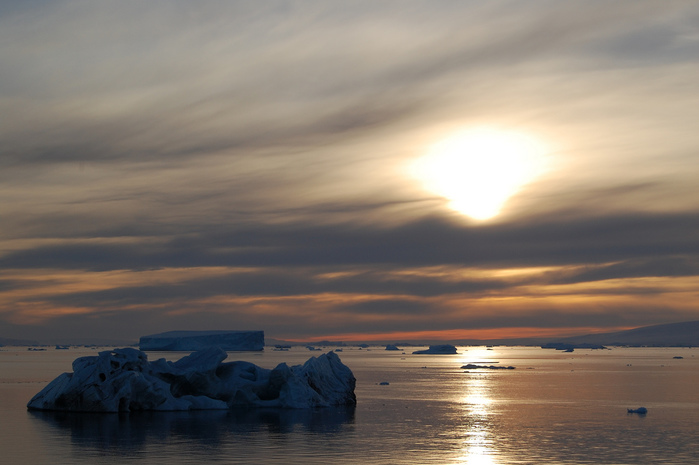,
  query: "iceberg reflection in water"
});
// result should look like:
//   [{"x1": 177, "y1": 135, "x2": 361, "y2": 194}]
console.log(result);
[{"x1": 30, "y1": 407, "x2": 355, "y2": 459}]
